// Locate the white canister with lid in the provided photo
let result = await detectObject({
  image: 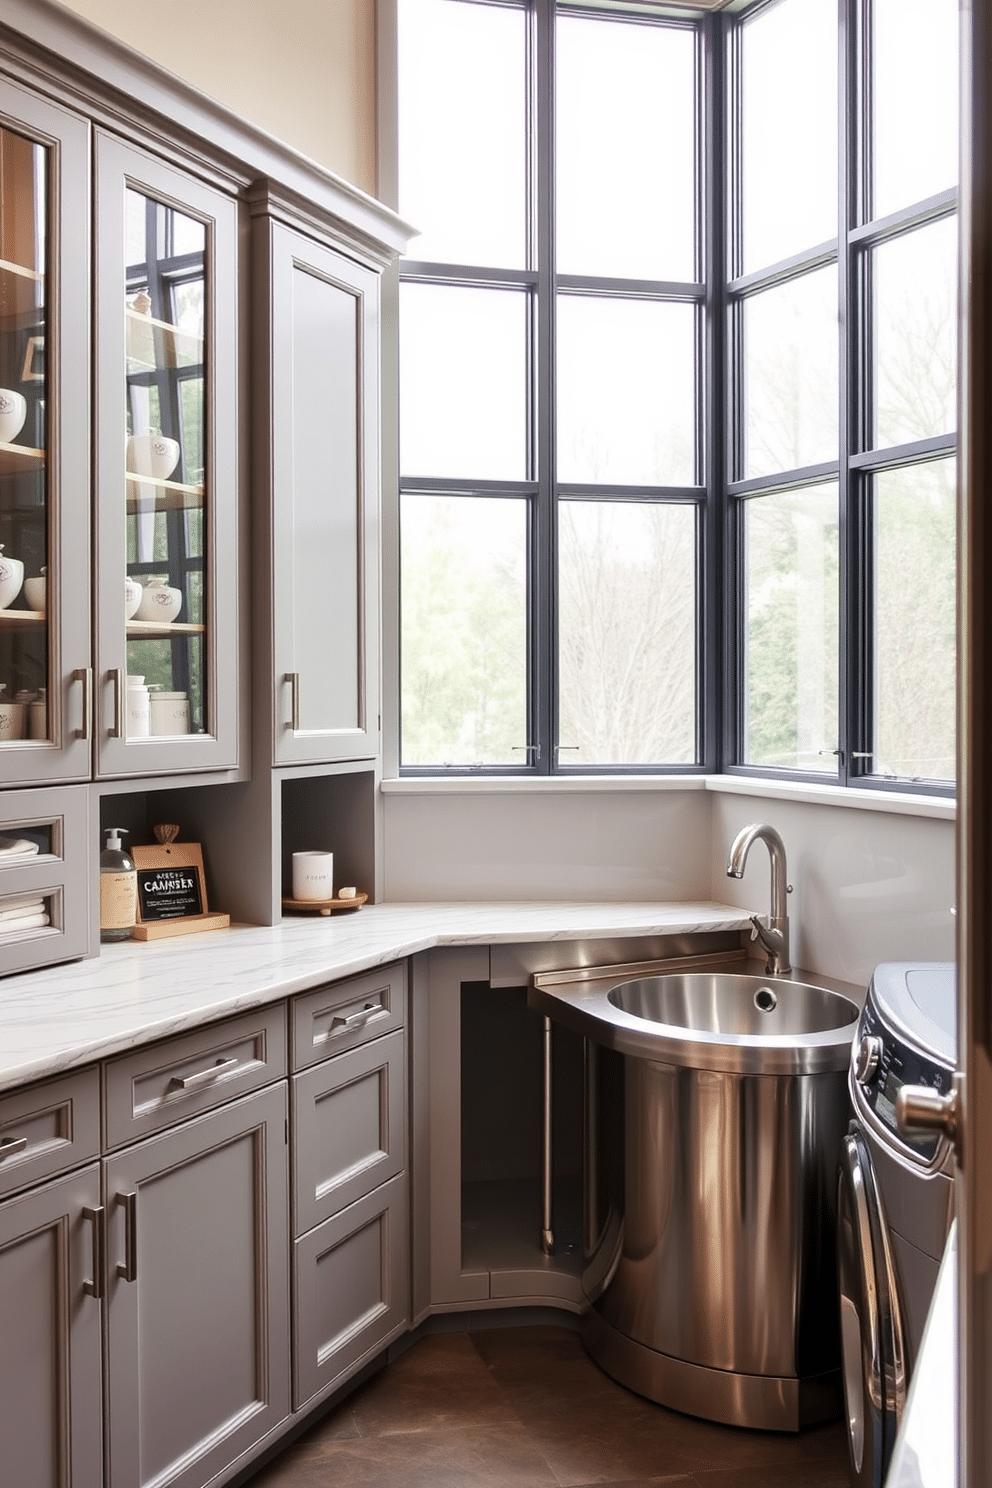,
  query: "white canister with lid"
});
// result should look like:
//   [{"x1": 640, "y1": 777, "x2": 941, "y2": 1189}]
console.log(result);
[
  {"x1": 12, "y1": 690, "x2": 34, "y2": 739},
  {"x1": 29, "y1": 688, "x2": 47, "y2": 740},
  {"x1": 126, "y1": 674, "x2": 150, "y2": 738},
  {"x1": 0, "y1": 683, "x2": 19, "y2": 741},
  {"x1": 149, "y1": 689, "x2": 190, "y2": 736}
]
